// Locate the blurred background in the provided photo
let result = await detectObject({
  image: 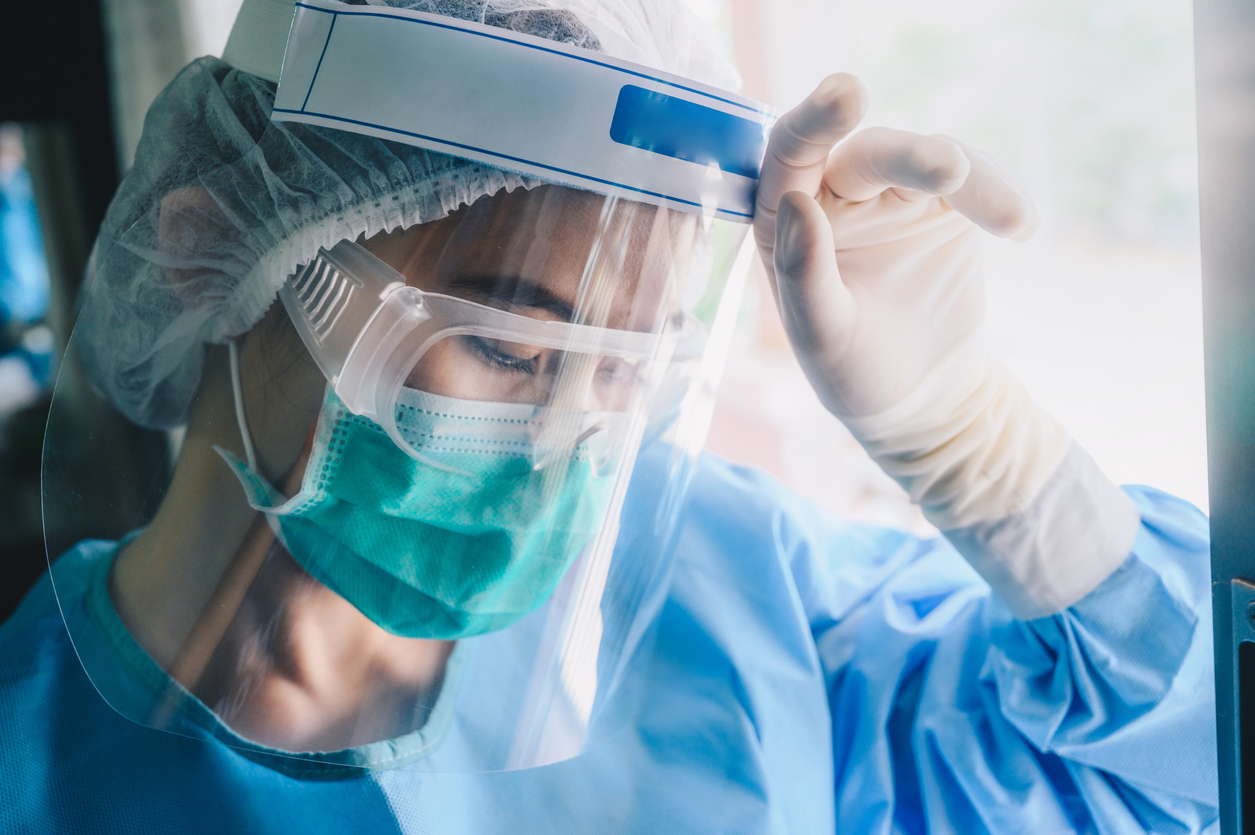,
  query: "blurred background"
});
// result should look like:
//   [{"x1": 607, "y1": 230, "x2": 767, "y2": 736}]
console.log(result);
[
  {"x1": 0, "y1": 0, "x2": 1205, "y2": 613},
  {"x1": 695, "y1": 0, "x2": 1205, "y2": 534}
]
